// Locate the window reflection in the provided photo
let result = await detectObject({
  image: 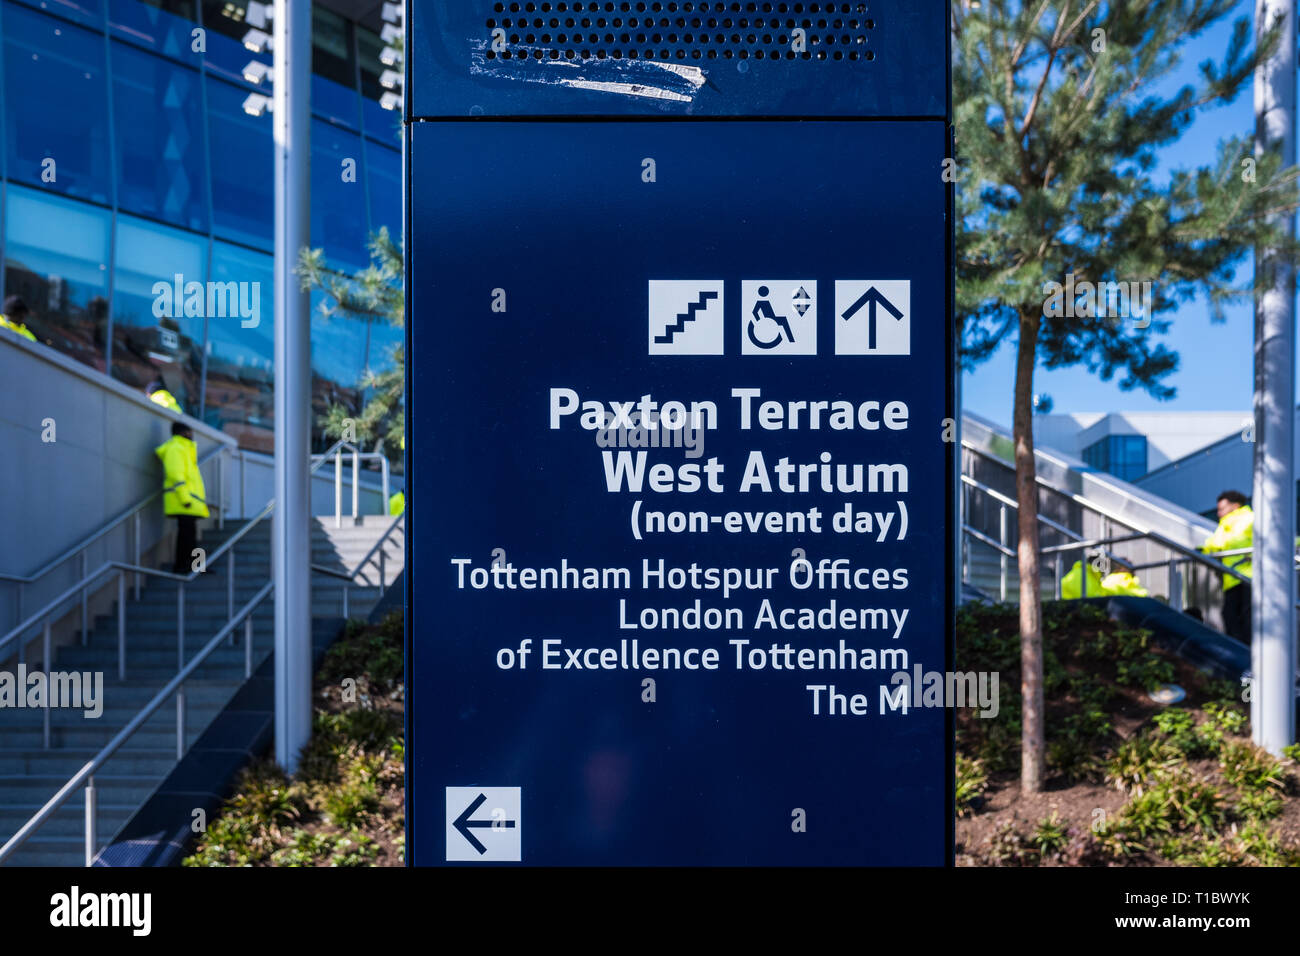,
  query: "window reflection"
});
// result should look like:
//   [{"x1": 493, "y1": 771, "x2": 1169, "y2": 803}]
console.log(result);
[
  {"x1": 3, "y1": 4, "x2": 111, "y2": 203},
  {"x1": 109, "y1": 215, "x2": 206, "y2": 413},
  {"x1": 312, "y1": 120, "x2": 369, "y2": 271},
  {"x1": 112, "y1": 41, "x2": 208, "y2": 230},
  {"x1": 197, "y1": 0, "x2": 272, "y2": 86},
  {"x1": 2, "y1": 184, "x2": 111, "y2": 370},
  {"x1": 357, "y1": 23, "x2": 400, "y2": 145},
  {"x1": 309, "y1": 287, "x2": 368, "y2": 452},
  {"x1": 108, "y1": 0, "x2": 198, "y2": 60},
  {"x1": 366, "y1": 144, "x2": 400, "y2": 237},
  {"x1": 205, "y1": 241, "x2": 274, "y2": 451},
  {"x1": 207, "y1": 75, "x2": 273, "y2": 250}
]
